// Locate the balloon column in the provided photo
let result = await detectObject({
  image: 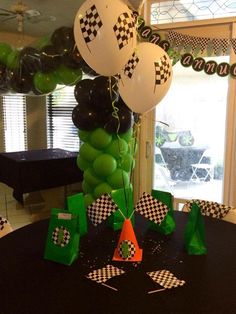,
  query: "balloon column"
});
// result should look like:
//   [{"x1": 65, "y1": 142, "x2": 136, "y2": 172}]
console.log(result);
[{"x1": 72, "y1": 76, "x2": 137, "y2": 208}]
